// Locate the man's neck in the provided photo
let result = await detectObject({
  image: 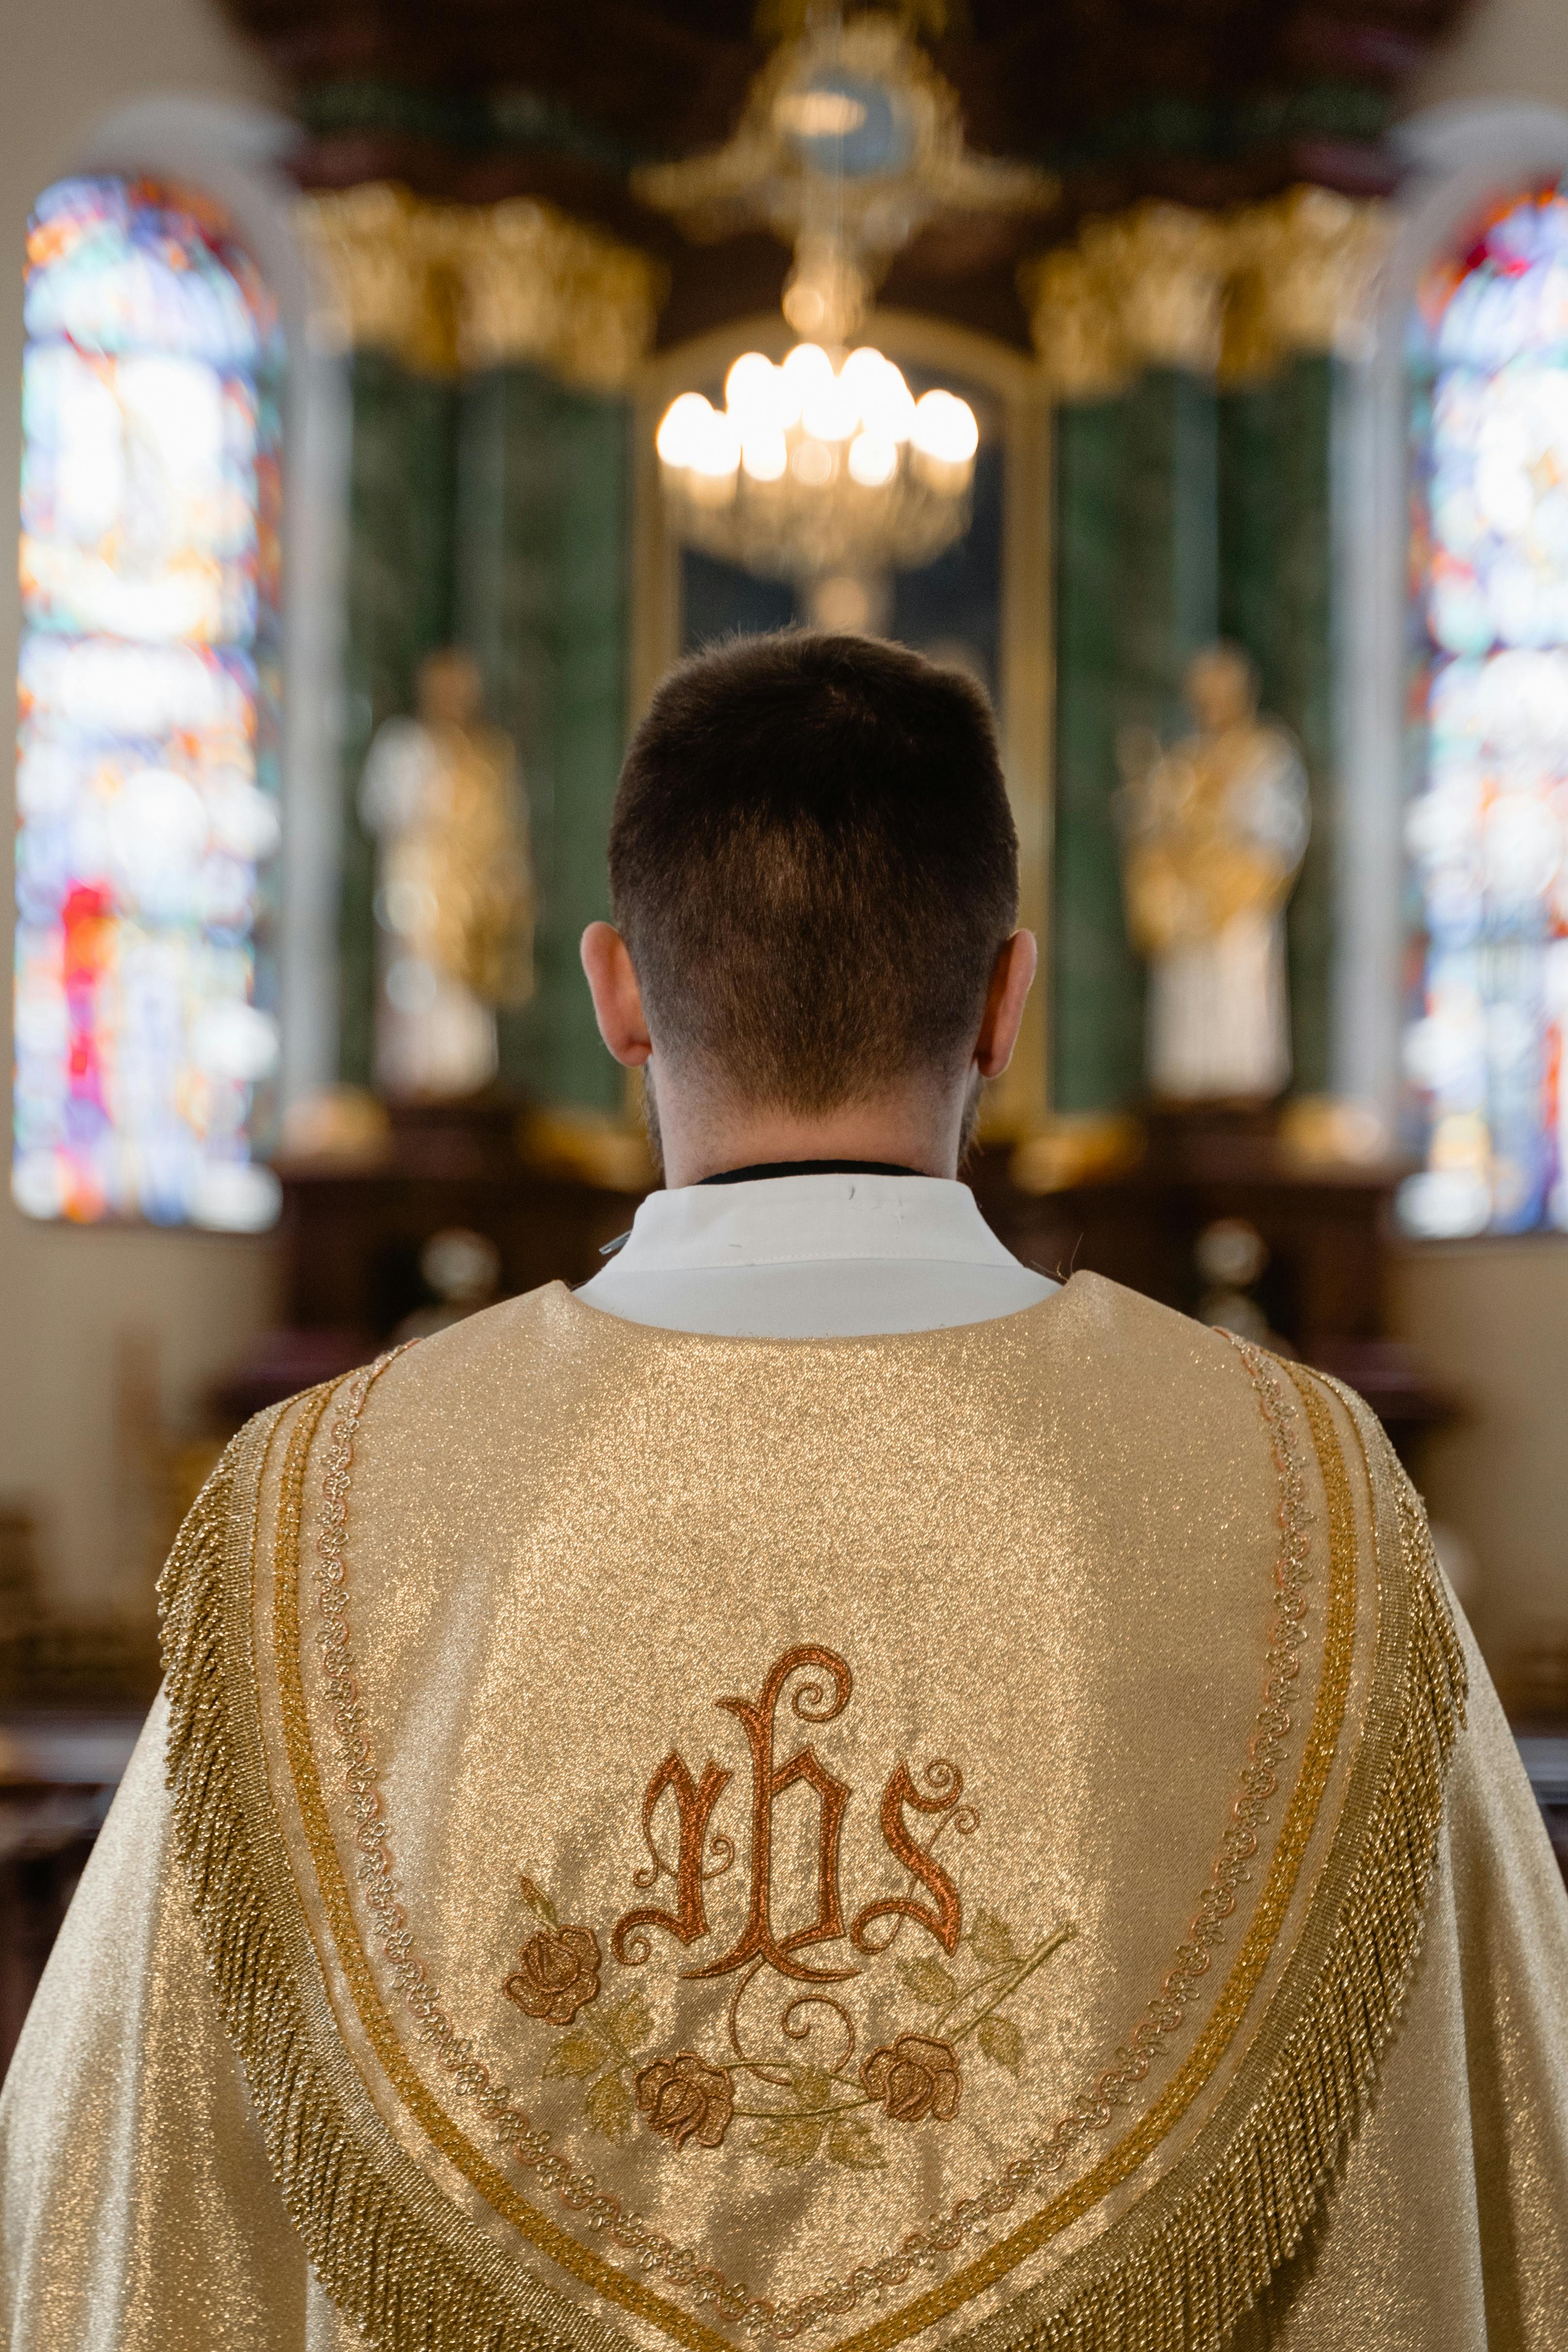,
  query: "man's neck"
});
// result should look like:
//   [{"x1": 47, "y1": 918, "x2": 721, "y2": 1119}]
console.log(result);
[{"x1": 650, "y1": 1080, "x2": 967, "y2": 1189}]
